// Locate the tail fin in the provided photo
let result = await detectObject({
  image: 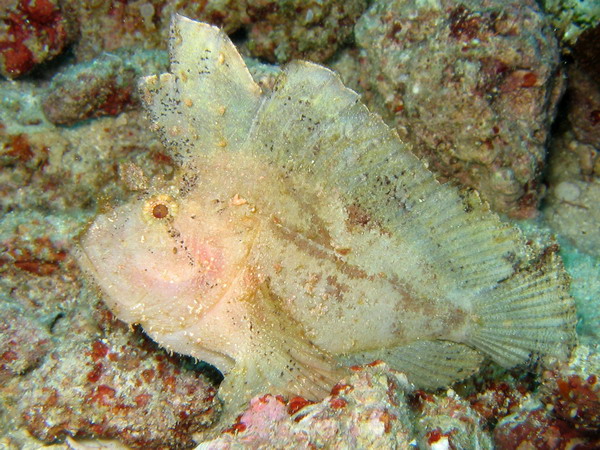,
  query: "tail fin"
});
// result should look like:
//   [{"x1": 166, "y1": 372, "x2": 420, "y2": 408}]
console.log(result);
[{"x1": 466, "y1": 248, "x2": 577, "y2": 368}]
